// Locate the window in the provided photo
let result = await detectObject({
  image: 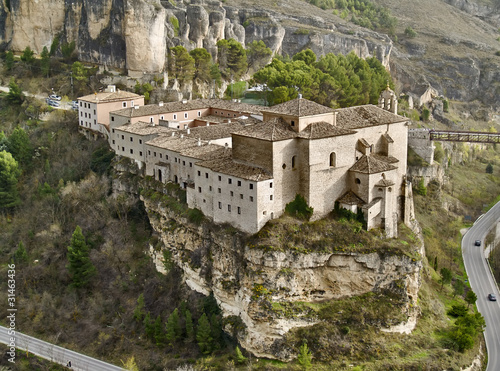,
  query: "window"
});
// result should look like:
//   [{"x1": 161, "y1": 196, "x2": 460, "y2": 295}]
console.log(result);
[
  {"x1": 205, "y1": 173, "x2": 208, "y2": 179},
  {"x1": 183, "y1": 161, "x2": 186, "y2": 166},
  {"x1": 270, "y1": 182, "x2": 273, "y2": 188},
  {"x1": 250, "y1": 196, "x2": 254, "y2": 202},
  {"x1": 197, "y1": 171, "x2": 201, "y2": 176},
  {"x1": 291, "y1": 120, "x2": 295, "y2": 126},
  {"x1": 237, "y1": 207, "x2": 241, "y2": 214},
  {"x1": 112, "y1": 140, "x2": 115, "y2": 144},
  {"x1": 330, "y1": 152, "x2": 336, "y2": 167},
  {"x1": 249, "y1": 184, "x2": 254, "y2": 190},
  {"x1": 80, "y1": 120, "x2": 83, "y2": 125},
  {"x1": 122, "y1": 147, "x2": 125, "y2": 151},
  {"x1": 121, "y1": 135, "x2": 124, "y2": 140},
  {"x1": 130, "y1": 149, "x2": 134, "y2": 154},
  {"x1": 270, "y1": 195, "x2": 273, "y2": 200},
  {"x1": 166, "y1": 155, "x2": 169, "y2": 160},
  {"x1": 184, "y1": 113, "x2": 188, "y2": 119},
  {"x1": 228, "y1": 205, "x2": 231, "y2": 212},
  {"x1": 139, "y1": 139, "x2": 142, "y2": 144},
  {"x1": 148, "y1": 150, "x2": 151, "y2": 155},
  {"x1": 131, "y1": 101, "x2": 134, "y2": 107},
  {"x1": 130, "y1": 137, "x2": 133, "y2": 142},
  {"x1": 203, "y1": 199, "x2": 206, "y2": 203},
  {"x1": 122, "y1": 102, "x2": 127, "y2": 107},
  {"x1": 85, "y1": 113, "x2": 87, "y2": 118},
  {"x1": 112, "y1": 129, "x2": 115, "y2": 133},
  {"x1": 80, "y1": 112, "x2": 82, "y2": 117},
  {"x1": 282, "y1": 163, "x2": 286, "y2": 169},
  {"x1": 79, "y1": 101, "x2": 82, "y2": 107},
  {"x1": 237, "y1": 181, "x2": 241, "y2": 187},
  {"x1": 94, "y1": 110, "x2": 96, "y2": 115},
  {"x1": 150, "y1": 117, "x2": 154, "y2": 123},
  {"x1": 218, "y1": 188, "x2": 221, "y2": 193},
  {"x1": 218, "y1": 202, "x2": 222, "y2": 209},
  {"x1": 198, "y1": 187, "x2": 202, "y2": 193},
  {"x1": 139, "y1": 151, "x2": 142, "y2": 156},
  {"x1": 218, "y1": 176, "x2": 222, "y2": 181},
  {"x1": 154, "y1": 152, "x2": 157, "y2": 157},
  {"x1": 189, "y1": 162, "x2": 192, "y2": 167},
  {"x1": 173, "y1": 114, "x2": 177, "y2": 120},
  {"x1": 230, "y1": 191, "x2": 233, "y2": 197},
  {"x1": 175, "y1": 158, "x2": 178, "y2": 163},
  {"x1": 240, "y1": 194, "x2": 243, "y2": 199},
  {"x1": 160, "y1": 115, "x2": 164, "y2": 120},
  {"x1": 94, "y1": 120, "x2": 96, "y2": 125},
  {"x1": 111, "y1": 116, "x2": 115, "y2": 122},
  {"x1": 209, "y1": 186, "x2": 212, "y2": 191},
  {"x1": 228, "y1": 178, "x2": 232, "y2": 184},
  {"x1": 160, "y1": 154, "x2": 162, "y2": 158},
  {"x1": 197, "y1": 111, "x2": 201, "y2": 117},
  {"x1": 355, "y1": 178, "x2": 361, "y2": 184},
  {"x1": 263, "y1": 211, "x2": 267, "y2": 215},
  {"x1": 292, "y1": 155, "x2": 296, "y2": 169}
]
